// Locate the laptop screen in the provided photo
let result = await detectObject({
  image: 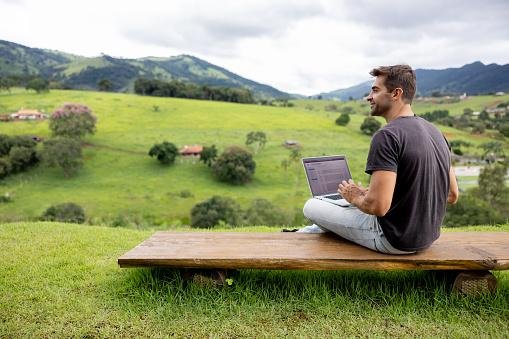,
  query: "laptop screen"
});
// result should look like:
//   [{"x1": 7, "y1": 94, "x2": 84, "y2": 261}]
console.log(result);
[{"x1": 302, "y1": 155, "x2": 352, "y2": 196}]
